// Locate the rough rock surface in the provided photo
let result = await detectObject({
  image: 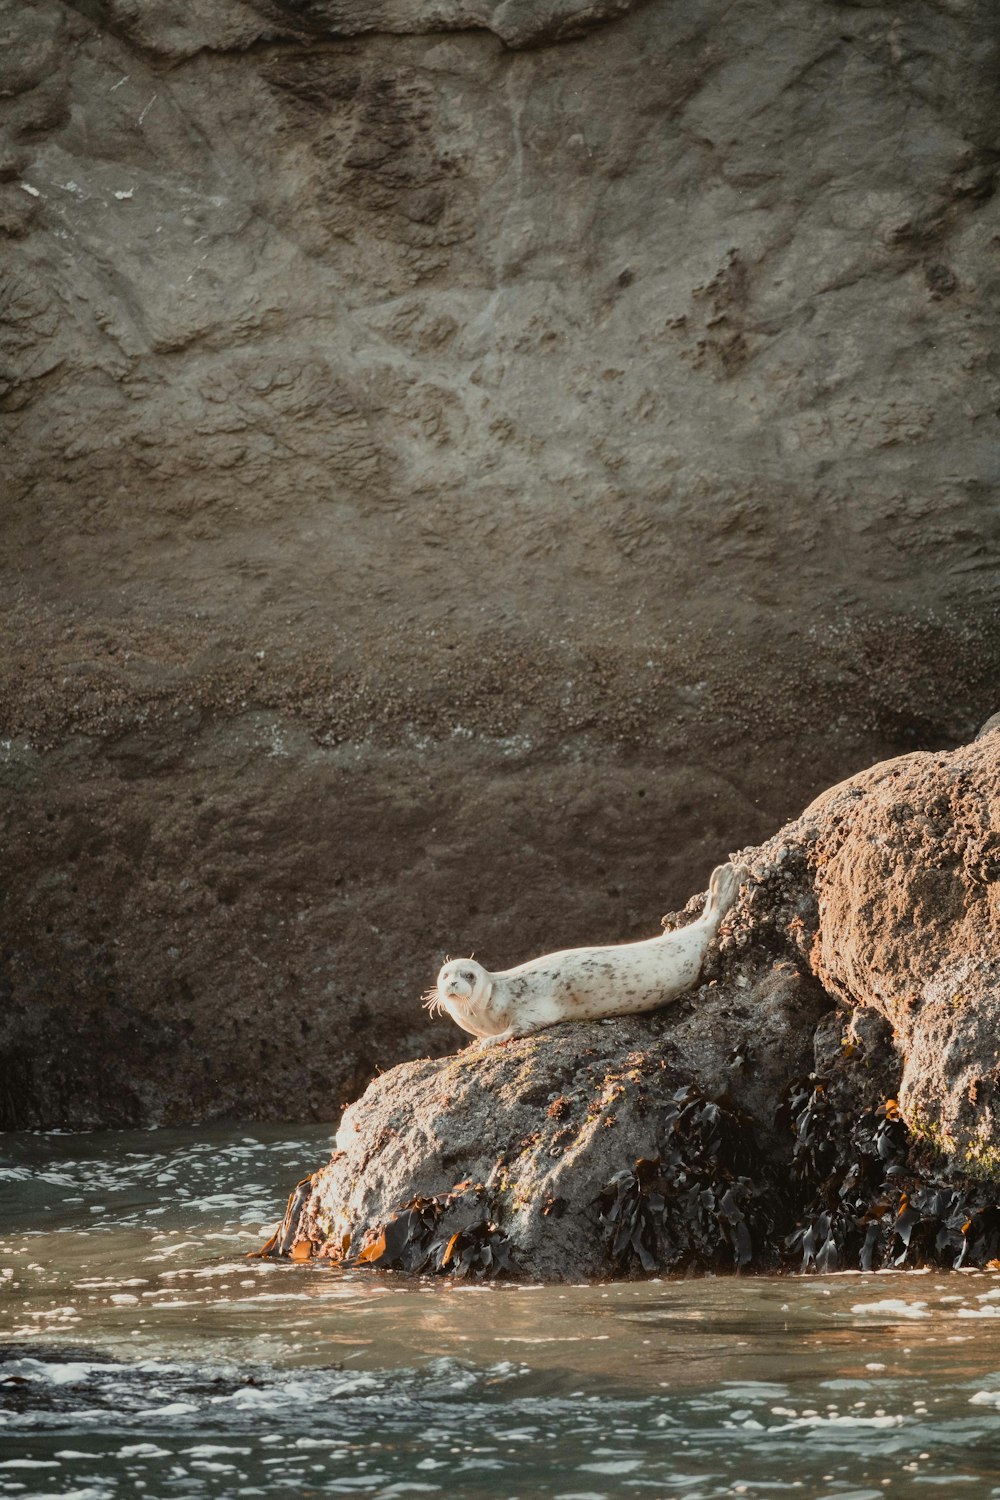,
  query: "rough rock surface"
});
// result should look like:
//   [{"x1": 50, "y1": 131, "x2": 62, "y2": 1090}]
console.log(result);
[
  {"x1": 2, "y1": 0, "x2": 999, "y2": 1126},
  {"x1": 276, "y1": 726, "x2": 1000, "y2": 1279},
  {"x1": 802, "y1": 731, "x2": 1000, "y2": 1173}
]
